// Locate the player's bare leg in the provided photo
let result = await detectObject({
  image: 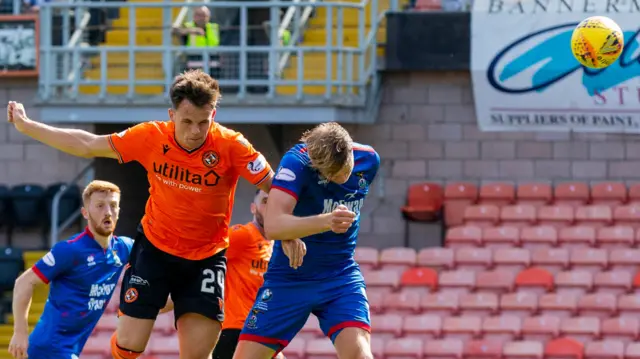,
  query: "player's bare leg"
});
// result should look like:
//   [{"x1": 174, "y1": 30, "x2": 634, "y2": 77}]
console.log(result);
[
  {"x1": 177, "y1": 313, "x2": 222, "y2": 359},
  {"x1": 112, "y1": 315, "x2": 155, "y2": 357},
  {"x1": 334, "y1": 327, "x2": 373, "y2": 359},
  {"x1": 232, "y1": 340, "x2": 276, "y2": 359}
]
